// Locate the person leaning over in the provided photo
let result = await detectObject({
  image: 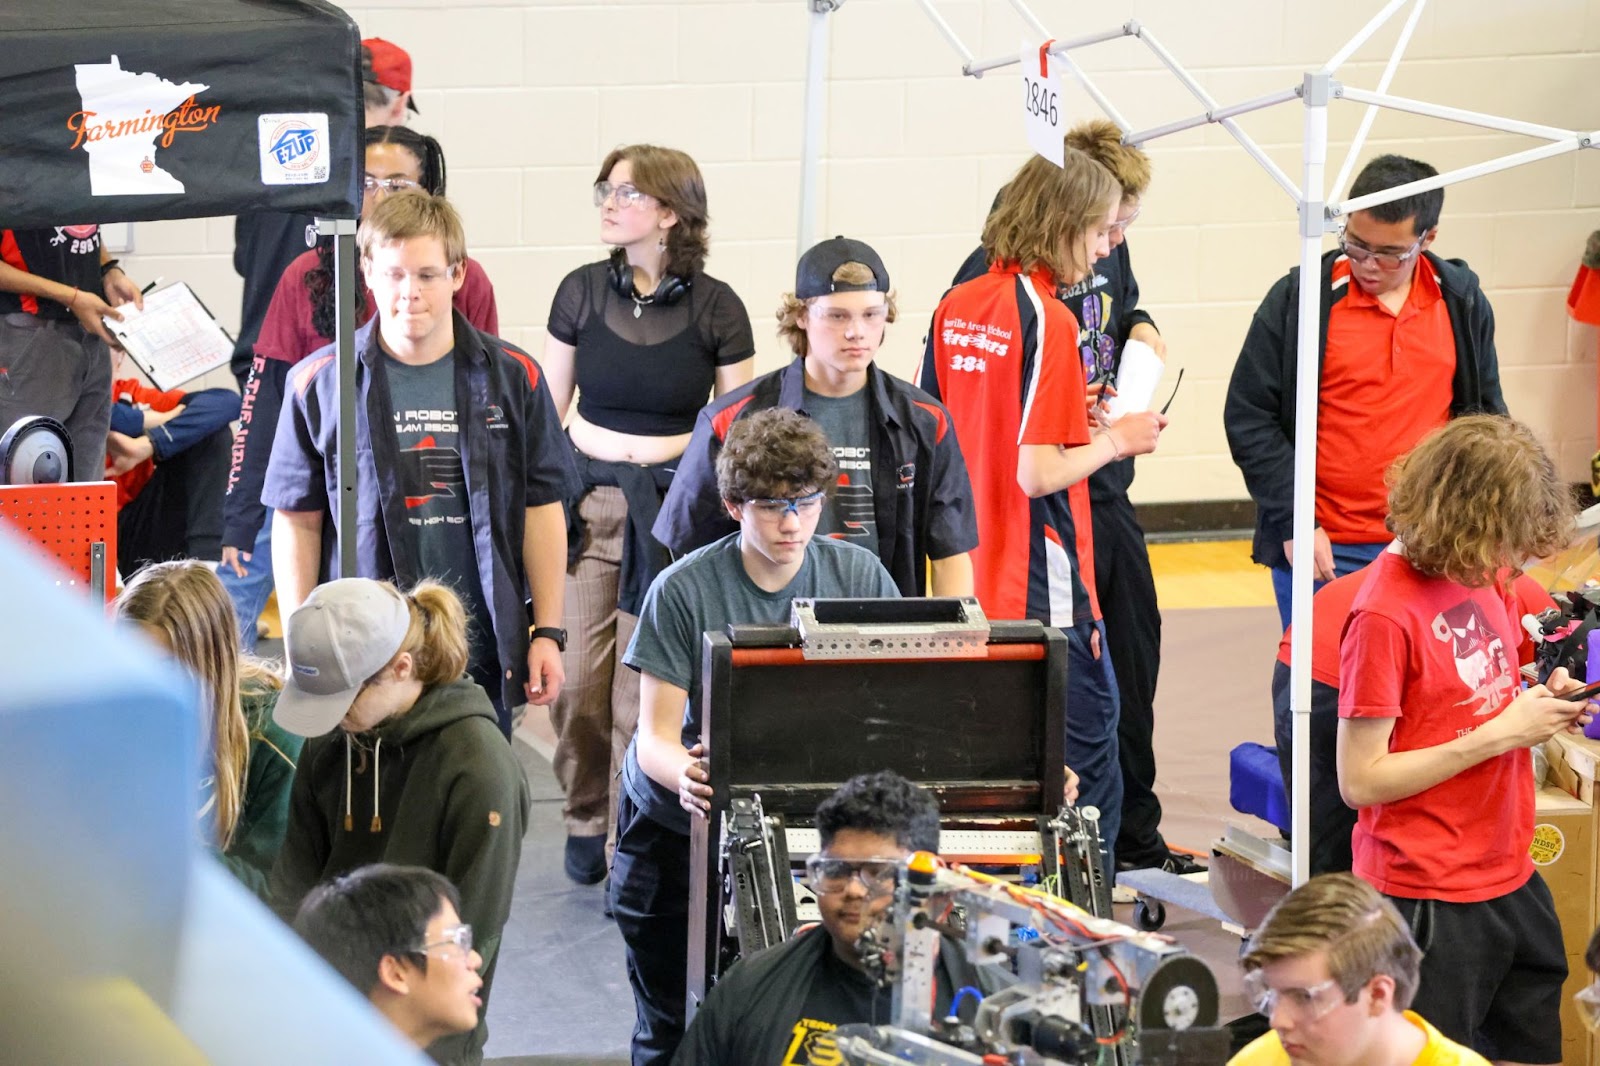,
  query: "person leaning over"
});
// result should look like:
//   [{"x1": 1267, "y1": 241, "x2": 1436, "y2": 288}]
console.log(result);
[
  {"x1": 540, "y1": 144, "x2": 755, "y2": 886},
  {"x1": 269, "y1": 577, "x2": 528, "y2": 1066},
  {"x1": 611, "y1": 408, "x2": 900, "y2": 1066},
  {"x1": 1225, "y1": 154, "x2": 1506, "y2": 629},
  {"x1": 115, "y1": 560, "x2": 302, "y2": 899},
  {"x1": 674, "y1": 771, "x2": 991, "y2": 1065},
  {"x1": 1230, "y1": 872, "x2": 1489, "y2": 1066},
  {"x1": 1338, "y1": 416, "x2": 1585, "y2": 1065},
  {"x1": 262, "y1": 191, "x2": 574, "y2": 734},
  {"x1": 656, "y1": 235, "x2": 977, "y2": 598},
  {"x1": 294, "y1": 864, "x2": 484, "y2": 1054}
]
